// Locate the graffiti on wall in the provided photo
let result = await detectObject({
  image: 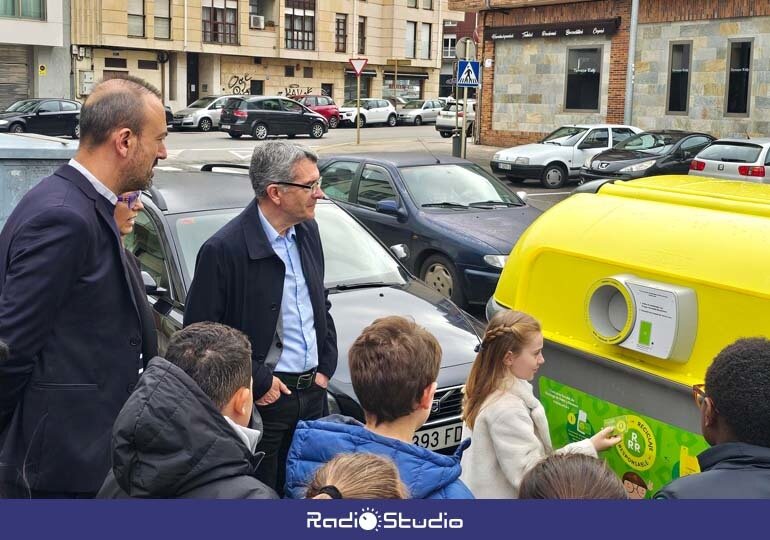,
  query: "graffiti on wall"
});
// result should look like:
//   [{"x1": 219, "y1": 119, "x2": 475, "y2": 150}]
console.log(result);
[
  {"x1": 280, "y1": 83, "x2": 314, "y2": 97},
  {"x1": 227, "y1": 74, "x2": 252, "y2": 94}
]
